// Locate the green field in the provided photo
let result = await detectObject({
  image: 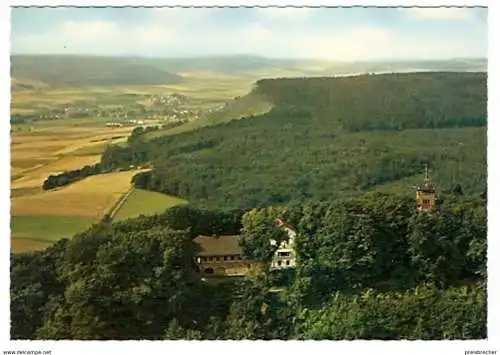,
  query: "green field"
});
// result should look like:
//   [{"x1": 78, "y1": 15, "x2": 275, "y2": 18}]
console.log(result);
[
  {"x1": 113, "y1": 188, "x2": 188, "y2": 221},
  {"x1": 11, "y1": 215, "x2": 96, "y2": 242},
  {"x1": 69, "y1": 143, "x2": 110, "y2": 156}
]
